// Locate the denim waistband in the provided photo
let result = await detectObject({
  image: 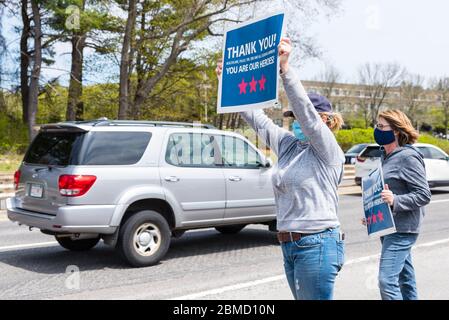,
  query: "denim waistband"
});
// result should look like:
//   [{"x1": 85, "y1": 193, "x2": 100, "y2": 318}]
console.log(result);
[{"x1": 315, "y1": 227, "x2": 341, "y2": 239}]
